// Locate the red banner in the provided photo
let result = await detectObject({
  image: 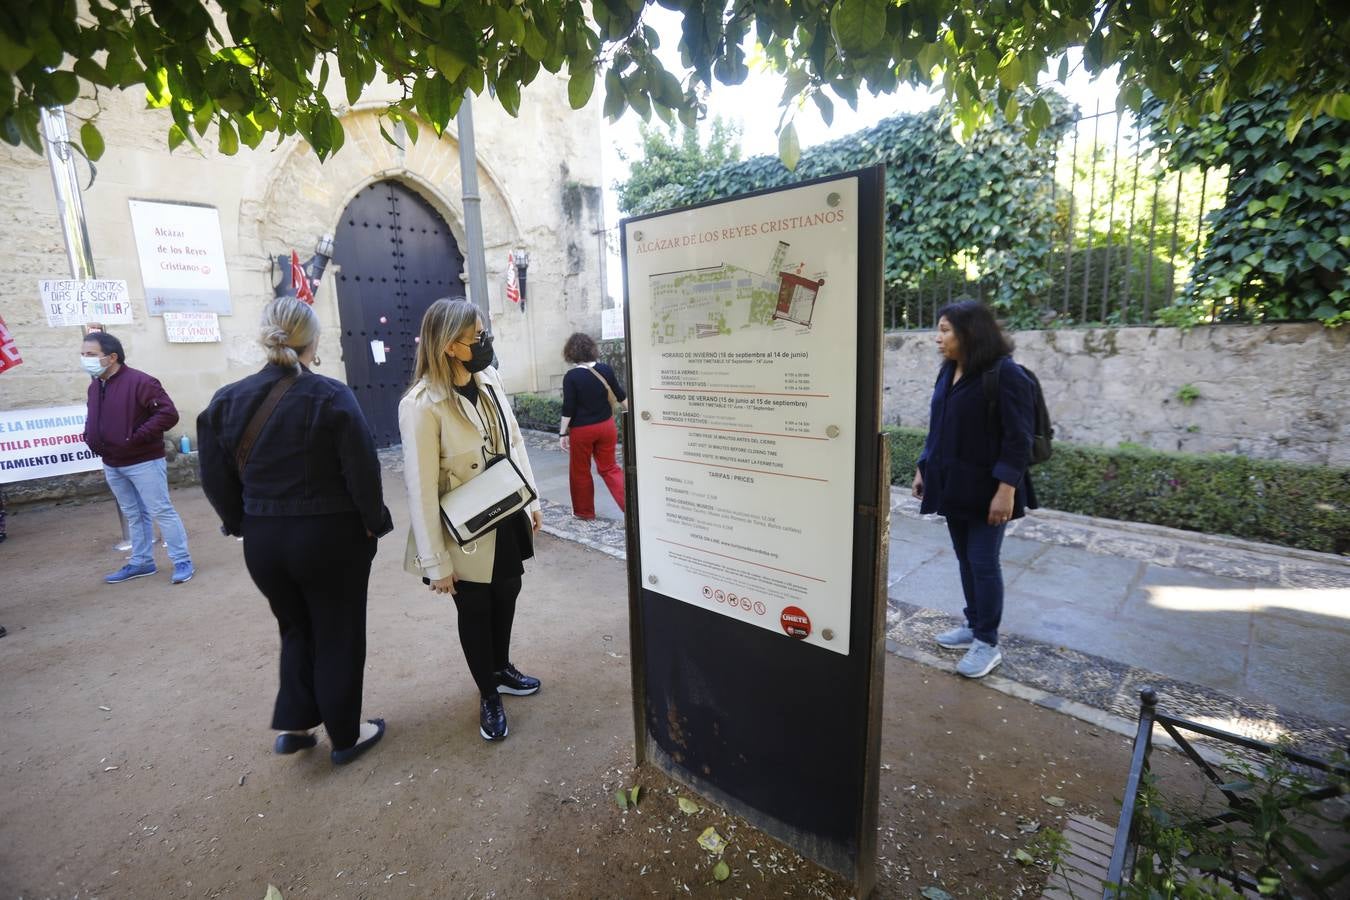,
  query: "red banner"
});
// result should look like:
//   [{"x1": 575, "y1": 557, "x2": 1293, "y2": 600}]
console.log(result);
[
  {"x1": 0, "y1": 315, "x2": 22, "y2": 375},
  {"x1": 290, "y1": 250, "x2": 315, "y2": 304},
  {"x1": 505, "y1": 252, "x2": 520, "y2": 304}
]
